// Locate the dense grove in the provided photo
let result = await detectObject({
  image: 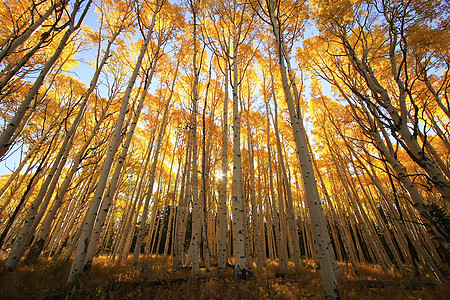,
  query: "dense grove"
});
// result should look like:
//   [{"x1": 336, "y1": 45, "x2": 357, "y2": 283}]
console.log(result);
[{"x1": 0, "y1": 0, "x2": 449, "y2": 298}]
